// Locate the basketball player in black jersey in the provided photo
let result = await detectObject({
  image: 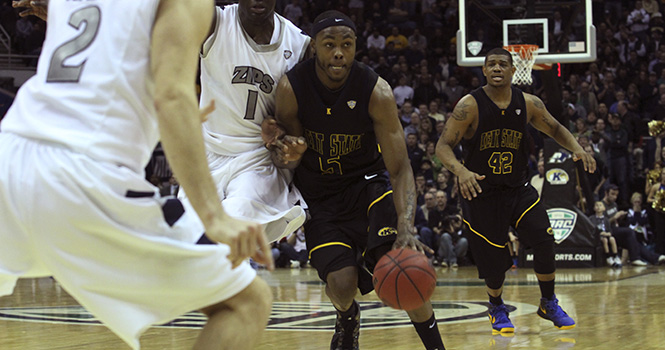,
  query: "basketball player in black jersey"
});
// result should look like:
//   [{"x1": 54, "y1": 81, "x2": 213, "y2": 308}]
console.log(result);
[
  {"x1": 265, "y1": 10, "x2": 445, "y2": 350},
  {"x1": 436, "y1": 48, "x2": 596, "y2": 334}
]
